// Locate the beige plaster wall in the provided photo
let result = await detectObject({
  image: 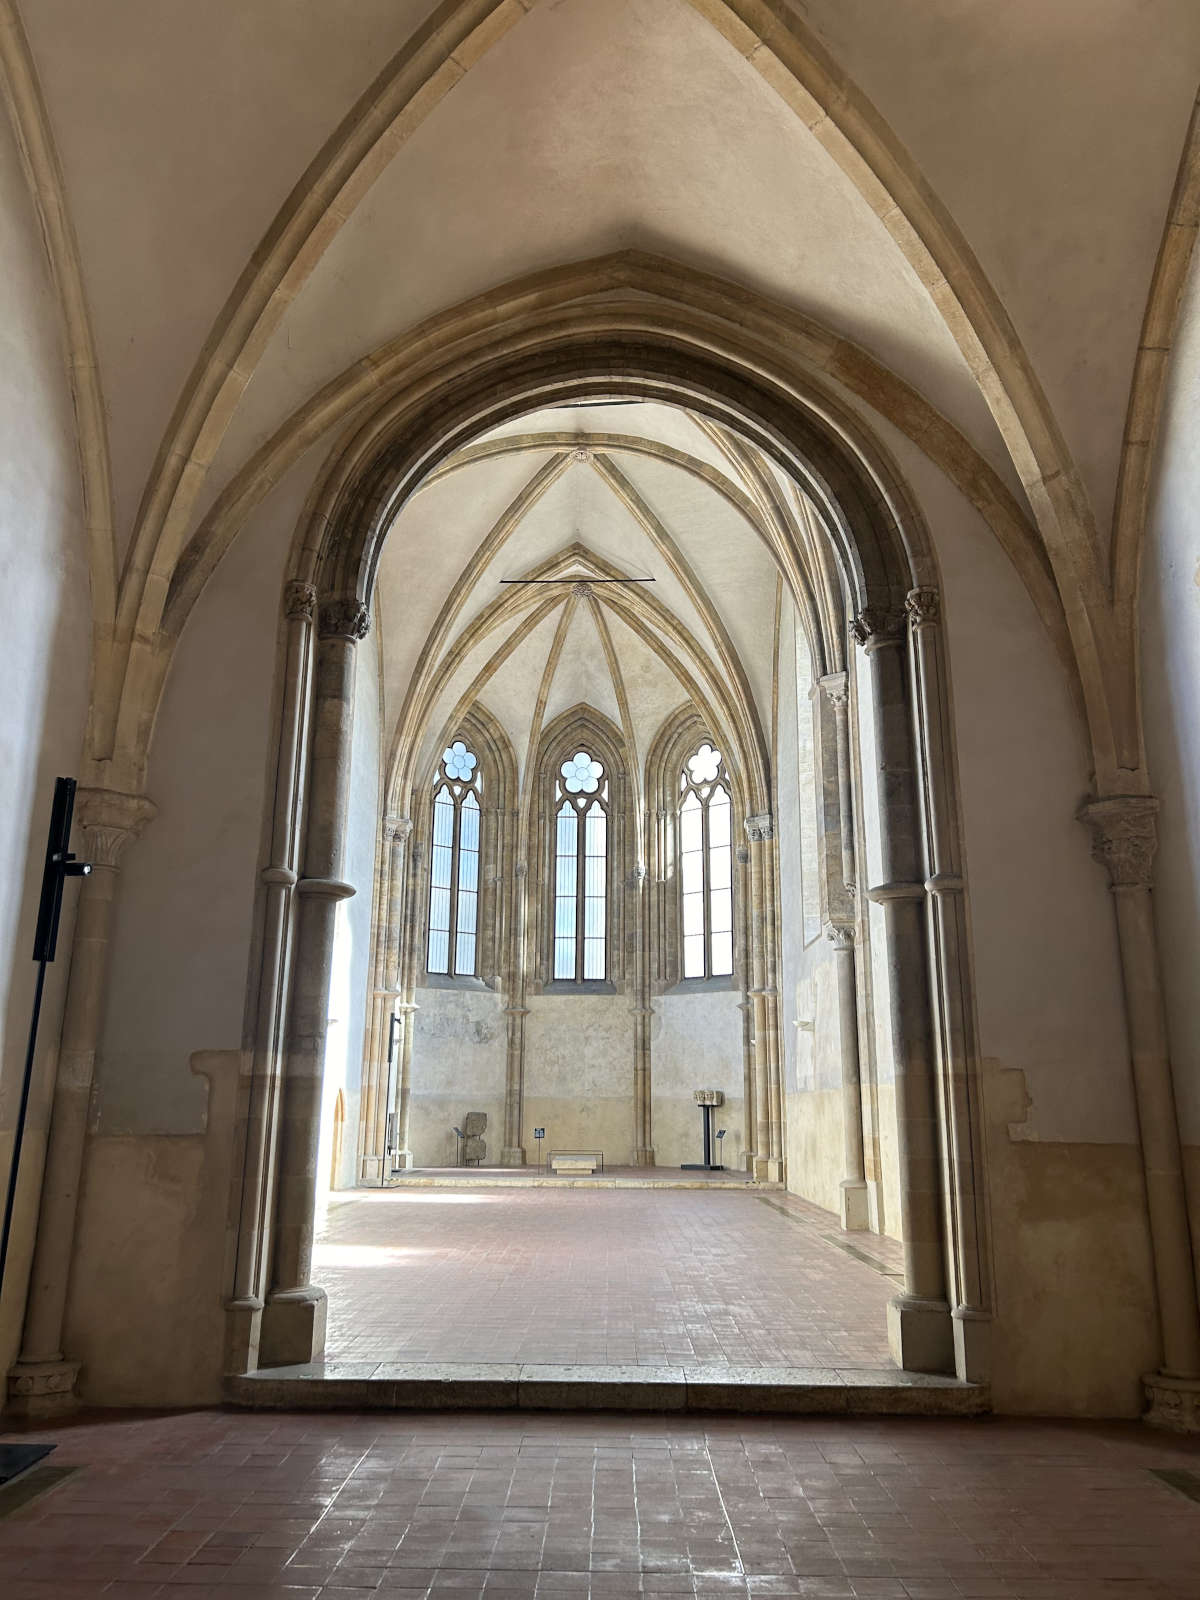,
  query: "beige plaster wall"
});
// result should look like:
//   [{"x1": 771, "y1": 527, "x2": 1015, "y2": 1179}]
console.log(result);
[
  {"x1": 407, "y1": 985, "x2": 507, "y2": 1168},
  {"x1": 523, "y1": 993, "x2": 634, "y2": 1165},
  {"x1": 1142, "y1": 250, "x2": 1200, "y2": 1260},
  {"x1": 65, "y1": 1050, "x2": 239, "y2": 1407},
  {"x1": 651, "y1": 989, "x2": 743, "y2": 1169},
  {"x1": 94, "y1": 462, "x2": 299, "y2": 1136},
  {"x1": 0, "y1": 109, "x2": 91, "y2": 1371}
]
